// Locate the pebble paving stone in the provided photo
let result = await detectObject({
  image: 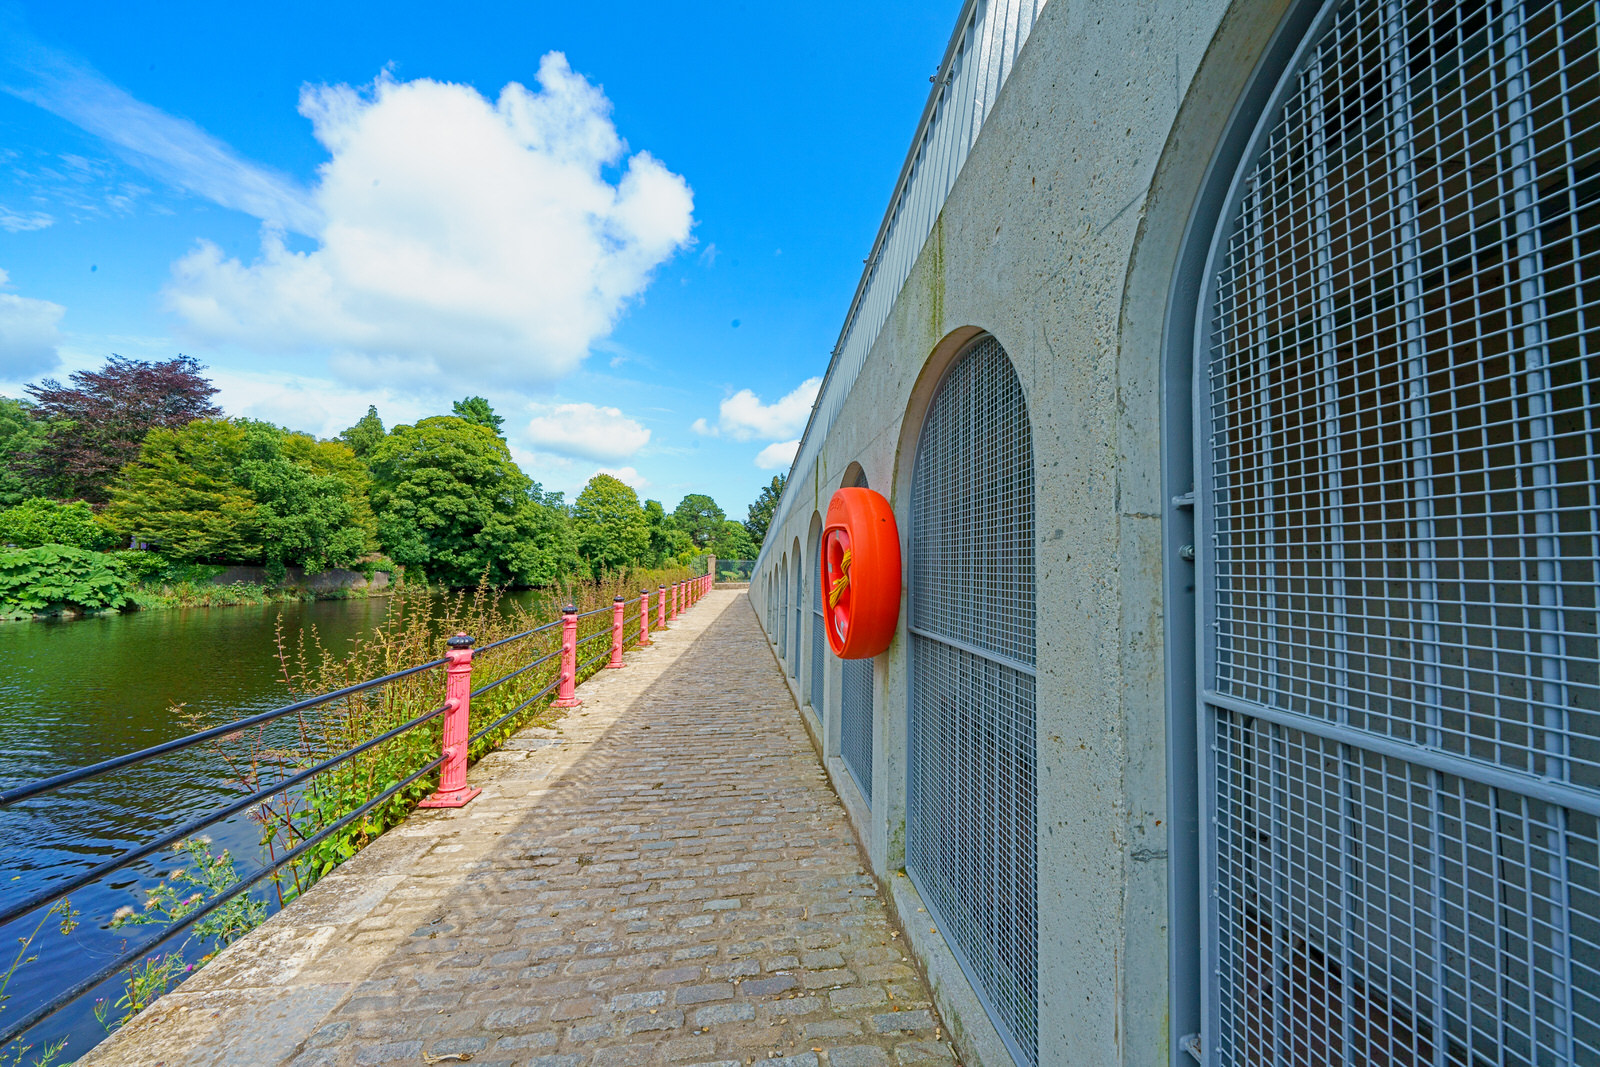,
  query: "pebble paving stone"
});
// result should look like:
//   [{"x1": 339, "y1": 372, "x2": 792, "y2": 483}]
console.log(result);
[{"x1": 78, "y1": 590, "x2": 956, "y2": 1067}]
